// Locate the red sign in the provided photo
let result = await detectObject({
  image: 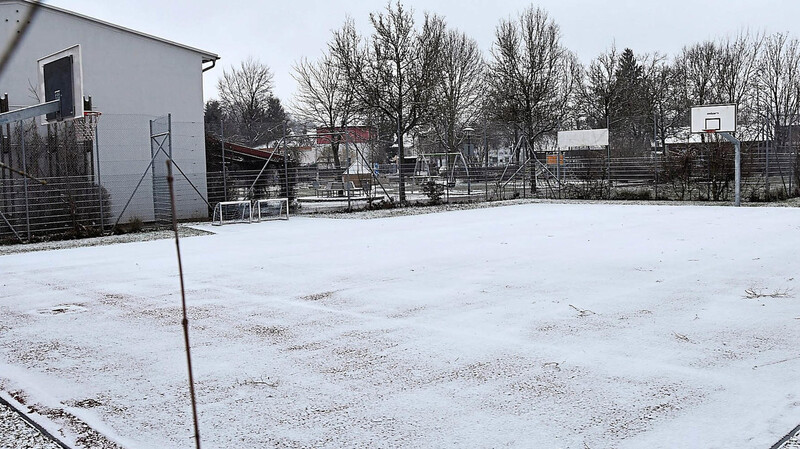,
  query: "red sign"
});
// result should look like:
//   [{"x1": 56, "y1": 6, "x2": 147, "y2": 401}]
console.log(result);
[{"x1": 316, "y1": 126, "x2": 374, "y2": 144}]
